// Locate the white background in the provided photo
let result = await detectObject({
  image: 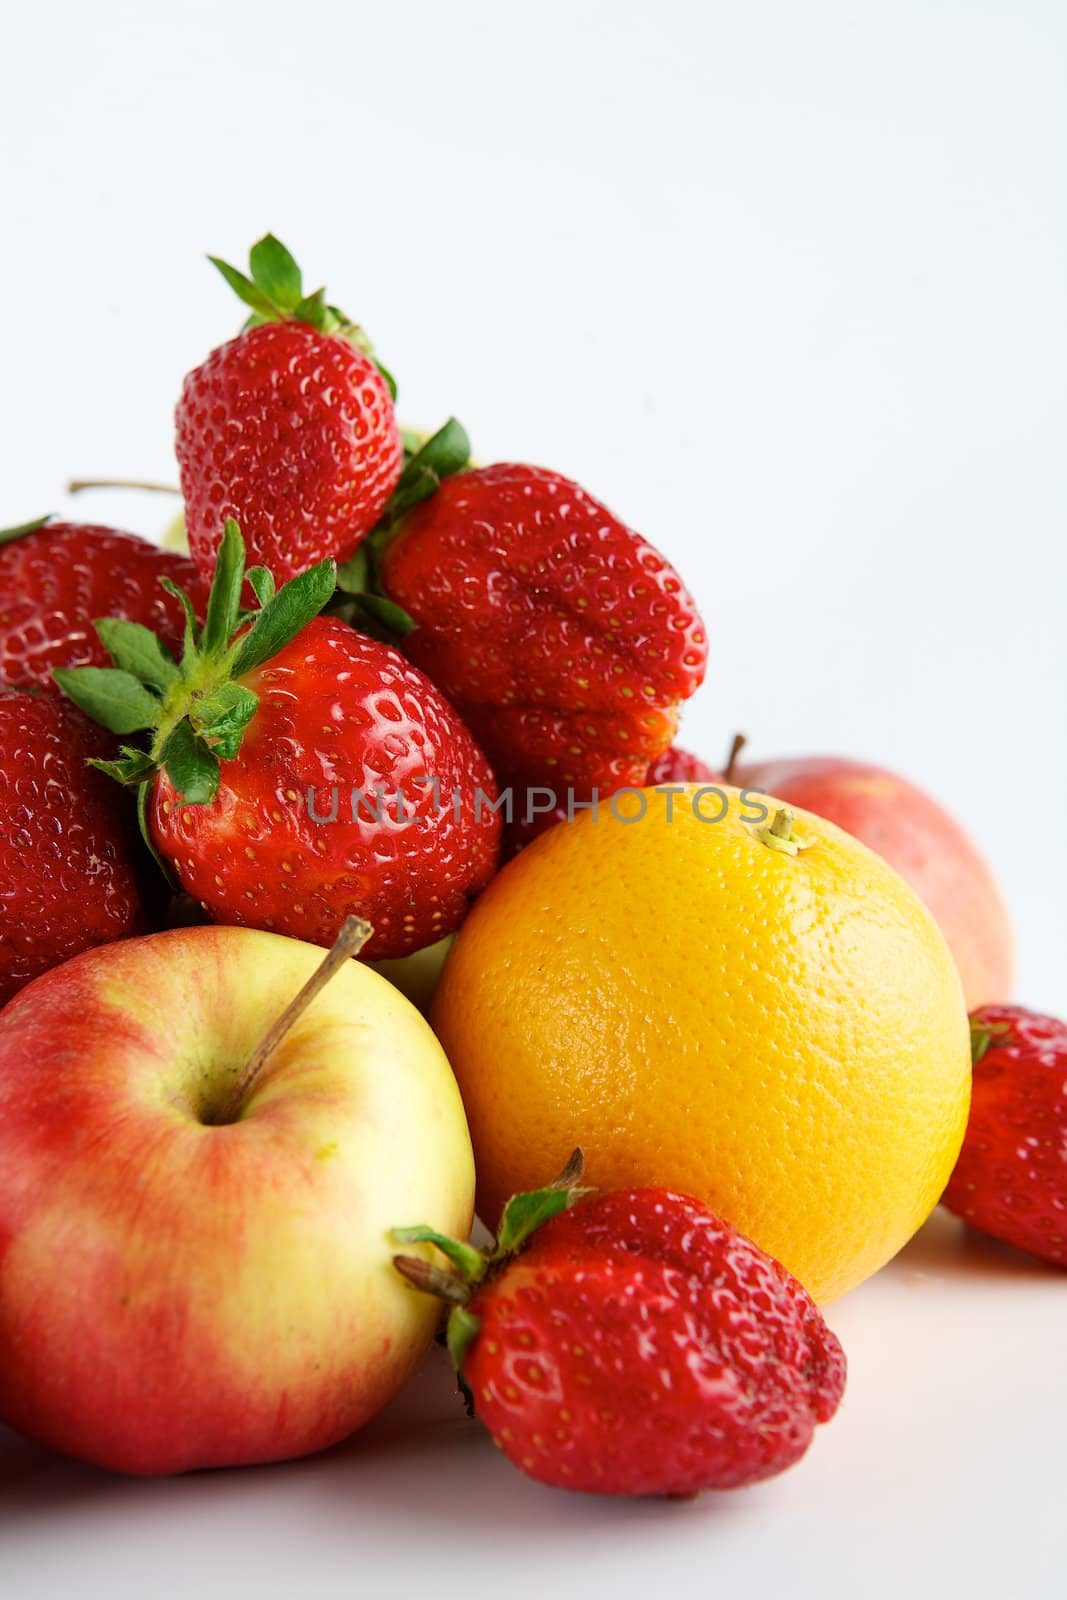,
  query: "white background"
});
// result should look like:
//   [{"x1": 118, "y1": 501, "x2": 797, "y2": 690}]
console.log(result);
[{"x1": 1, "y1": 3, "x2": 1064, "y2": 1596}]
